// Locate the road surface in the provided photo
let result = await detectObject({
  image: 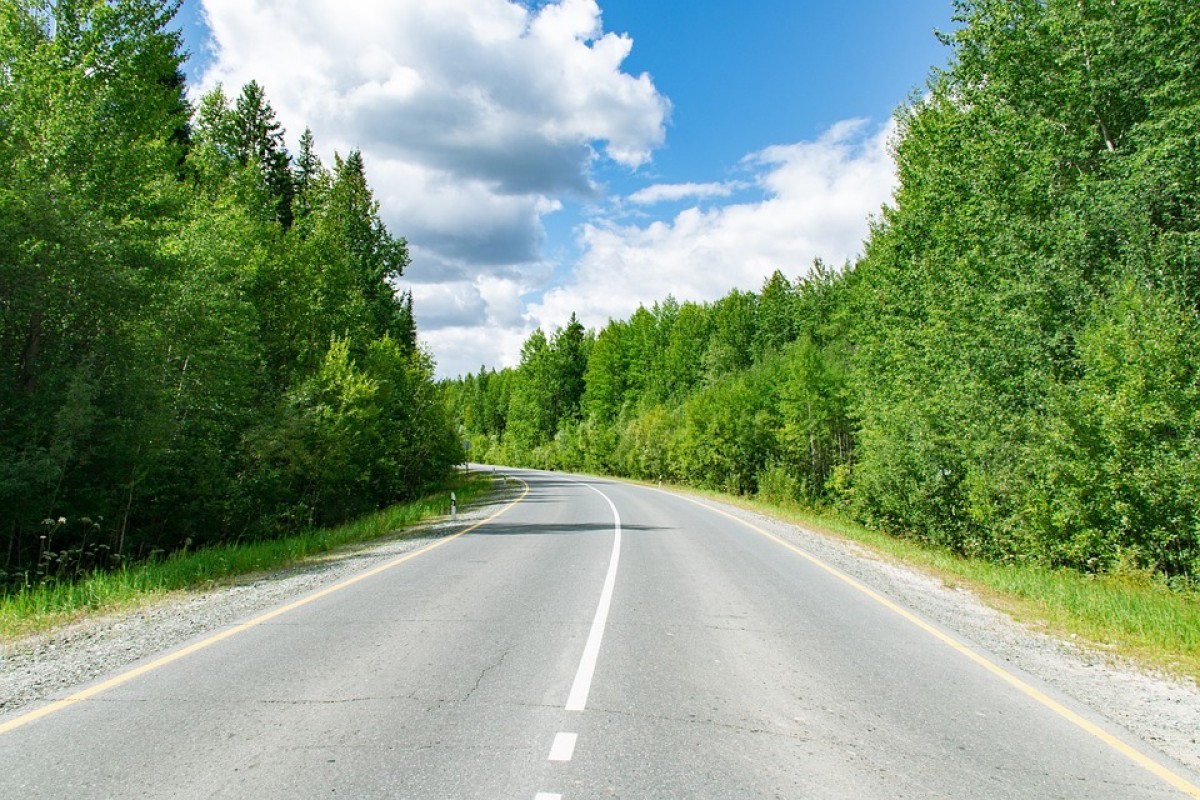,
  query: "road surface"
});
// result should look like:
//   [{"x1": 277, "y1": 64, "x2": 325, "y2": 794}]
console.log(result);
[{"x1": 1, "y1": 467, "x2": 1197, "y2": 798}]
